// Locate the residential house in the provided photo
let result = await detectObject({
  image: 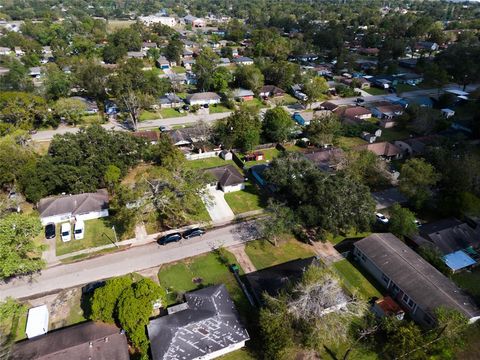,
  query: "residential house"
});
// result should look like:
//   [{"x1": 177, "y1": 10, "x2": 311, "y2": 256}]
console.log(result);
[
  {"x1": 139, "y1": 15, "x2": 176, "y2": 27},
  {"x1": 182, "y1": 48, "x2": 194, "y2": 60},
  {"x1": 292, "y1": 111, "x2": 314, "y2": 126},
  {"x1": 127, "y1": 51, "x2": 146, "y2": 59},
  {"x1": 398, "y1": 58, "x2": 418, "y2": 69},
  {"x1": 148, "y1": 285, "x2": 250, "y2": 360},
  {"x1": 205, "y1": 165, "x2": 245, "y2": 193},
  {"x1": 218, "y1": 57, "x2": 231, "y2": 67},
  {"x1": 182, "y1": 58, "x2": 196, "y2": 71},
  {"x1": 38, "y1": 189, "x2": 109, "y2": 225},
  {"x1": 259, "y1": 85, "x2": 285, "y2": 98},
  {"x1": 340, "y1": 77, "x2": 371, "y2": 89},
  {"x1": 399, "y1": 73, "x2": 424, "y2": 86},
  {"x1": 142, "y1": 42, "x2": 158, "y2": 52},
  {"x1": 369, "y1": 75, "x2": 395, "y2": 89},
  {"x1": 14, "y1": 47, "x2": 24, "y2": 57},
  {"x1": 183, "y1": 15, "x2": 206, "y2": 27},
  {"x1": 132, "y1": 130, "x2": 161, "y2": 145},
  {"x1": 354, "y1": 233, "x2": 480, "y2": 326},
  {"x1": 156, "y1": 56, "x2": 173, "y2": 70},
  {"x1": 0, "y1": 46, "x2": 11, "y2": 56},
  {"x1": 28, "y1": 67, "x2": 42, "y2": 78},
  {"x1": 232, "y1": 88, "x2": 254, "y2": 101},
  {"x1": 232, "y1": 56, "x2": 254, "y2": 66},
  {"x1": 341, "y1": 106, "x2": 372, "y2": 125},
  {"x1": 186, "y1": 92, "x2": 221, "y2": 106},
  {"x1": 357, "y1": 47, "x2": 380, "y2": 56},
  {"x1": 10, "y1": 322, "x2": 129, "y2": 360},
  {"x1": 416, "y1": 41, "x2": 439, "y2": 53},
  {"x1": 168, "y1": 127, "x2": 209, "y2": 147},
  {"x1": 369, "y1": 101, "x2": 404, "y2": 127},
  {"x1": 303, "y1": 148, "x2": 344, "y2": 172},
  {"x1": 394, "y1": 136, "x2": 438, "y2": 157},
  {"x1": 159, "y1": 93, "x2": 183, "y2": 108},
  {"x1": 70, "y1": 96, "x2": 99, "y2": 114},
  {"x1": 409, "y1": 218, "x2": 480, "y2": 272},
  {"x1": 406, "y1": 96, "x2": 433, "y2": 108},
  {"x1": 354, "y1": 141, "x2": 402, "y2": 160},
  {"x1": 319, "y1": 101, "x2": 340, "y2": 112}
]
